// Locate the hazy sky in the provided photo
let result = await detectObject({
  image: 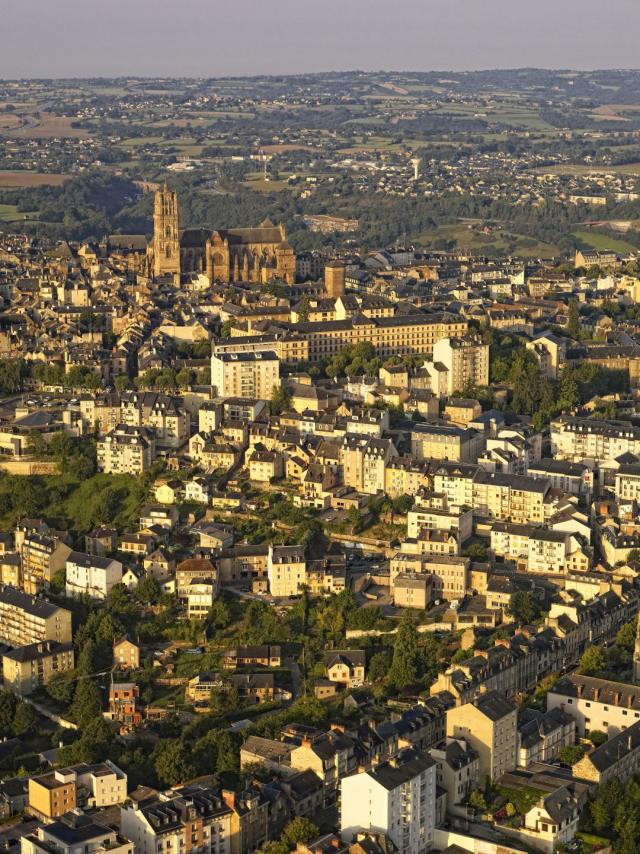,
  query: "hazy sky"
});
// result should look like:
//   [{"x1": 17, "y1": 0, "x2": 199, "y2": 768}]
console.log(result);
[{"x1": 2, "y1": 0, "x2": 640, "y2": 78}]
